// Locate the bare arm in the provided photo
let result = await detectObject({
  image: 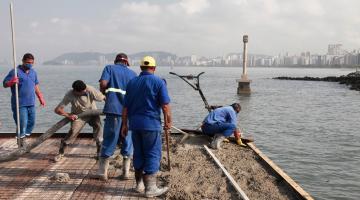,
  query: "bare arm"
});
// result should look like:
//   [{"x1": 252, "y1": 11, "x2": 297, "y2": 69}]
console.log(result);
[
  {"x1": 161, "y1": 104, "x2": 172, "y2": 130},
  {"x1": 54, "y1": 105, "x2": 78, "y2": 121},
  {"x1": 99, "y1": 80, "x2": 108, "y2": 94},
  {"x1": 35, "y1": 84, "x2": 46, "y2": 107}
]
